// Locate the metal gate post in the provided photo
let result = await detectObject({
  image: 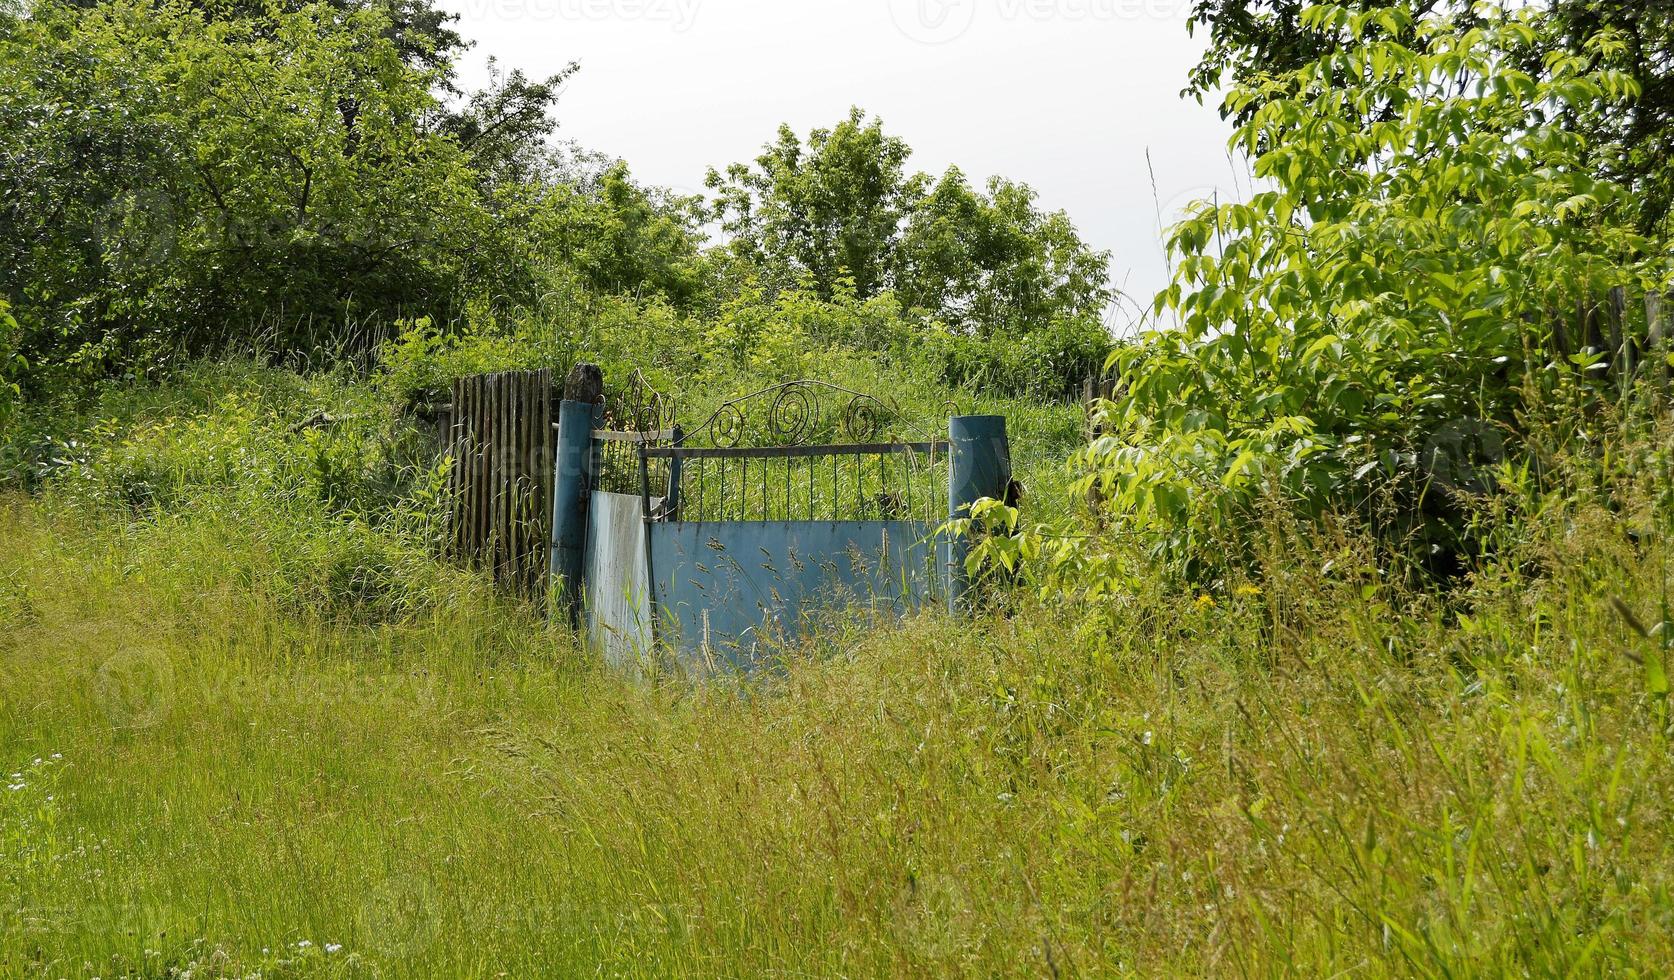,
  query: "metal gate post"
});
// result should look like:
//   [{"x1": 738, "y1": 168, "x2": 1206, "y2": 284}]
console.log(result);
[
  {"x1": 551, "y1": 398, "x2": 595, "y2": 625},
  {"x1": 947, "y1": 415, "x2": 1011, "y2": 614}
]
